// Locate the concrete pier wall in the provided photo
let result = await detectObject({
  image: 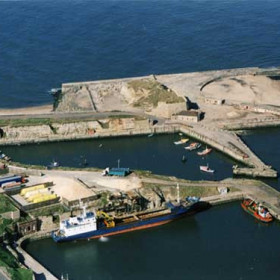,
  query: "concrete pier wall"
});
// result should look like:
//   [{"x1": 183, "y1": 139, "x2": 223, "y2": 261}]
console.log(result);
[
  {"x1": 17, "y1": 232, "x2": 59, "y2": 280},
  {"x1": 0, "y1": 125, "x2": 179, "y2": 146}
]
